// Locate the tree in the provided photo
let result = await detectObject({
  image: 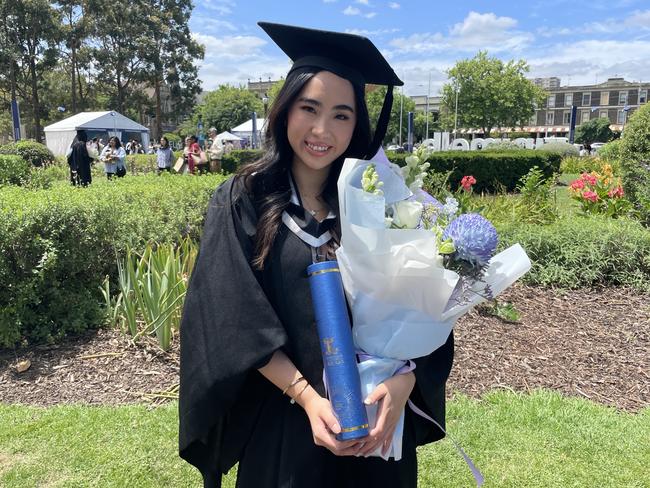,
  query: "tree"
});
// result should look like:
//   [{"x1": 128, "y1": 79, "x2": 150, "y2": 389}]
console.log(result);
[
  {"x1": 440, "y1": 51, "x2": 546, "y2": 137},
  {"x1": 365, "y1": 86, "x2": 416, "y2": 145},
  {"x1": 56, "y1": 0, "x2": 90, "y2": 113},
  {"x1": 0, "y1": 0, "x2": 60, "y2": 142},
  {"x1": 267, "y1": 79, "x2": 285, "y2": 106},
  {"x1": 194, "y1": 86, "x2": 263, "y2": 135},
  {"x1": 139, "y1": 0, "x2": 203, "y2": 139},
  {"x1": 575, "y1": 117, "x2": 614, "y2": 145},
  {"x1": 88, "y1": 0, "x2": 148, "y2": 113}
]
